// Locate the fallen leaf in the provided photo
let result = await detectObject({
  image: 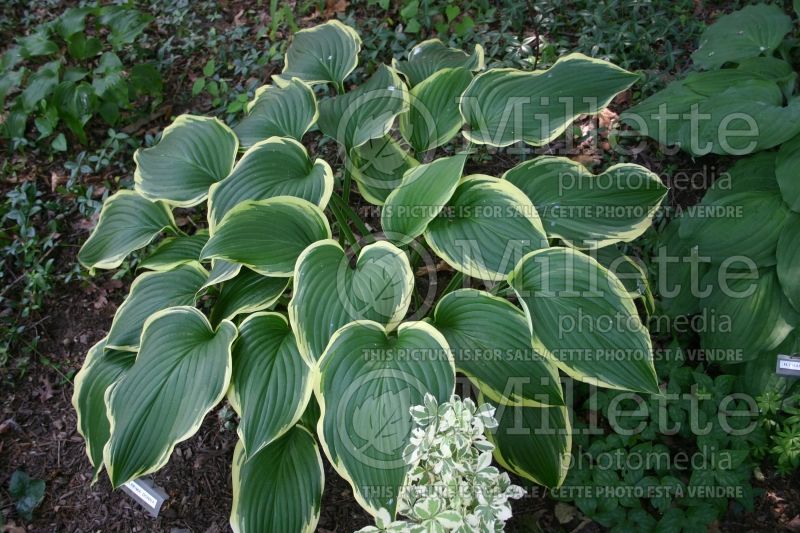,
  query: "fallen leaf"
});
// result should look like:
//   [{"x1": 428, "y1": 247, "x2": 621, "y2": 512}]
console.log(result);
[{"x1": 554, "y1": 502, "x2": 577, "y2": 524}]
